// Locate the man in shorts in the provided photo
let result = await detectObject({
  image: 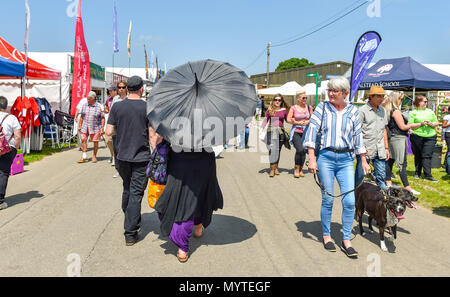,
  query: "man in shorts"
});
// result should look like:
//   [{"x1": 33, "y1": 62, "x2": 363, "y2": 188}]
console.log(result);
[{"x1": 77, "y1": 91, "x2": 105, "y2": 163}]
